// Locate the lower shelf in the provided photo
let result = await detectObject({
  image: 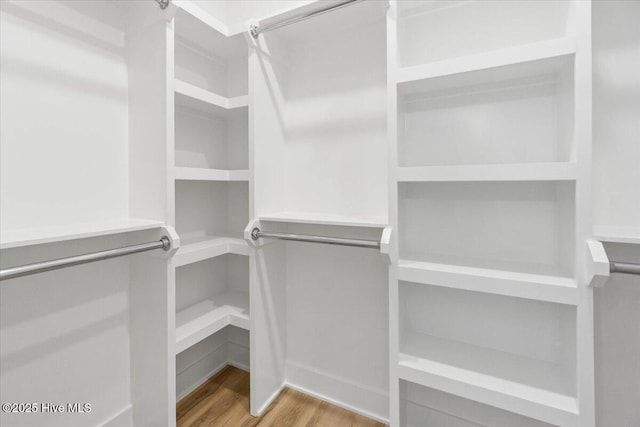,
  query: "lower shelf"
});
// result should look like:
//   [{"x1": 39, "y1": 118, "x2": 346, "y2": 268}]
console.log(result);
[
  {"x1": 176, "y1": 290, "x2": 249, "y2": 354},
  {"x1": 174, "y1": 234, "x2": 249, "y2": 267},
  {"x1": 398, "y1": 332, "x2": 578, "y2": 426}
]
